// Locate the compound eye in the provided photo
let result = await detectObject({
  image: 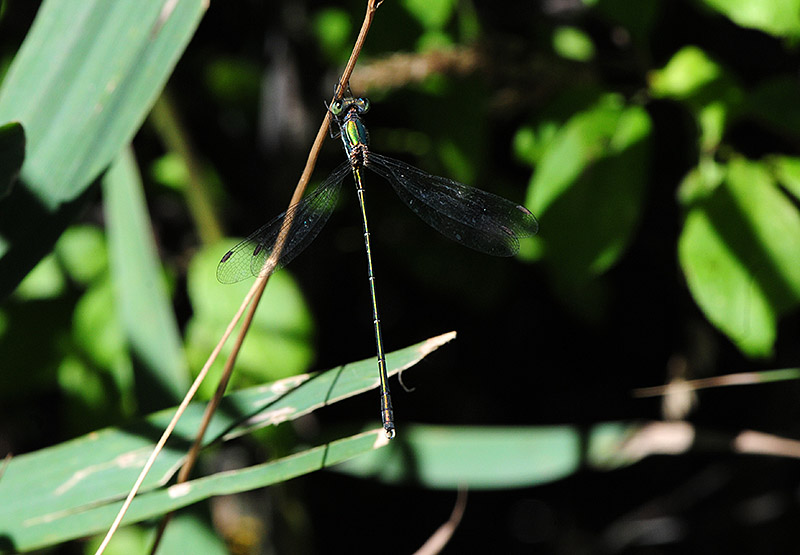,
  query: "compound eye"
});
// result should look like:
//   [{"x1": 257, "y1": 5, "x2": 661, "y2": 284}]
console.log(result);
[
  {"x1": 358, "y1": 97, "x2": 370, "y2": 113},
  {"x1": 330, "y1": 99, "x2": 343, "y2": 115}
]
